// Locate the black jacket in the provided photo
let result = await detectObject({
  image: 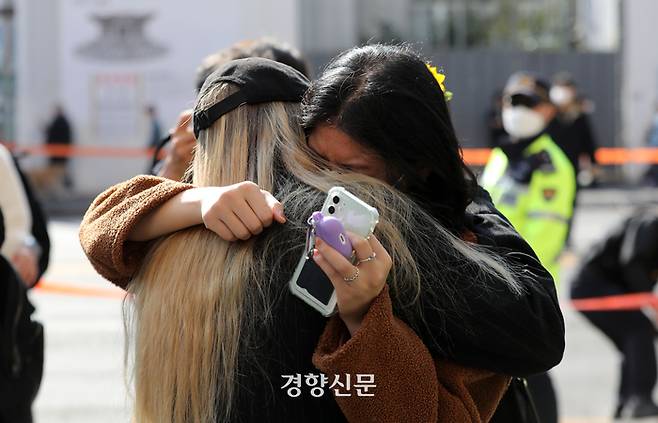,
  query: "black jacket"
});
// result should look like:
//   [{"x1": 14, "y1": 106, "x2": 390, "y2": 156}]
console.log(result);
[
  {"x1": 547, "y1": 113, "x2": 597, "y2": 174},
  {"x1": 228, "y1": 185, "x2": 565, "y2": 421},
  {"x1": 45, "y1": 113, "x2": 73, "y2": 165},
  {"x1": 0, "y1": 210, "x2": 45, "y2": 423},
  {"x1": 425, "y1": 186, "x2": 565, "y2": 377},
  {"x1": 572, "y1": 209, "x2": 658, "y2": 293}
]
